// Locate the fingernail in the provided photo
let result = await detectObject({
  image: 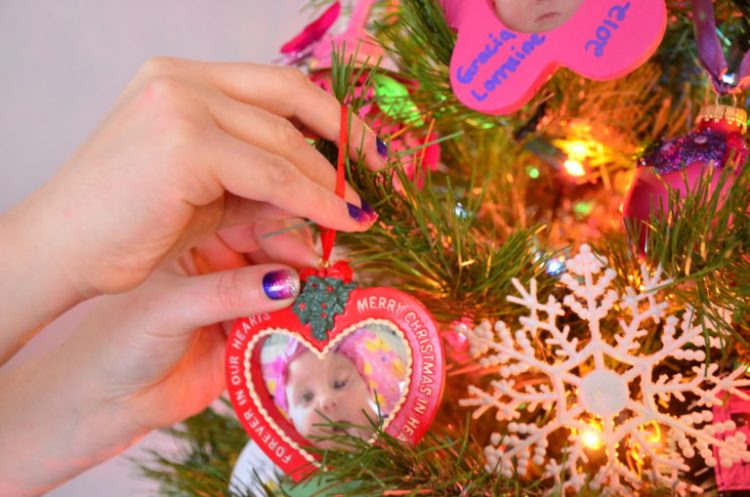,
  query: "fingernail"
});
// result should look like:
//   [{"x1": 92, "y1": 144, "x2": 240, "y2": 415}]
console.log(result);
[
  {"x1": 347, "y1": 201, "x2": 378, "y2": 225},
  {"x1": 361, "y1": 199, "x2": 377, "y2": 220},
  {"x1": 262, "y1": 270, "x2": 300, "y2": 300},
  {"x1": 376, "y1": 137, "x2": 388, "y2": 158}
]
